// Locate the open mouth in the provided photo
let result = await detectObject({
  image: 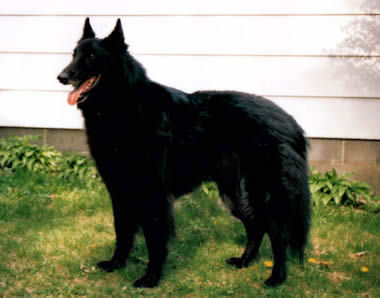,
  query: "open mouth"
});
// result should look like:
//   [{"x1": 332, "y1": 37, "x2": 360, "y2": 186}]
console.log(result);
[{"x1": 68, "y1": 74, "x2": 101, "y2": 105}]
